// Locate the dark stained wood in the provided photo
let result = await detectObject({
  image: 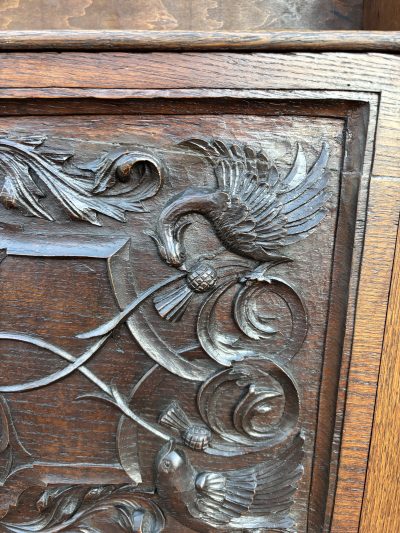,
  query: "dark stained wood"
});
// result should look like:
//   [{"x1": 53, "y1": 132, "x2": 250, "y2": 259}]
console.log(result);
[
  {"x1": 364, "y1": 0, "x2": 400, "y2": 30},
  {"x1": 0, "y1": 0, "x2": 363, "y2": 31},
  {"x1": 0, "y1": 53, "x2": 397, "y2": 180},
  {"x1": 0, "y1": 49, "x2": 398, "y2": 533},
  {"x1": 0, "y1": 30, "x2": 399, "y2": 52},
  {"x1": 2, "y1": 102, "x2": 350, "y2": 531}
]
